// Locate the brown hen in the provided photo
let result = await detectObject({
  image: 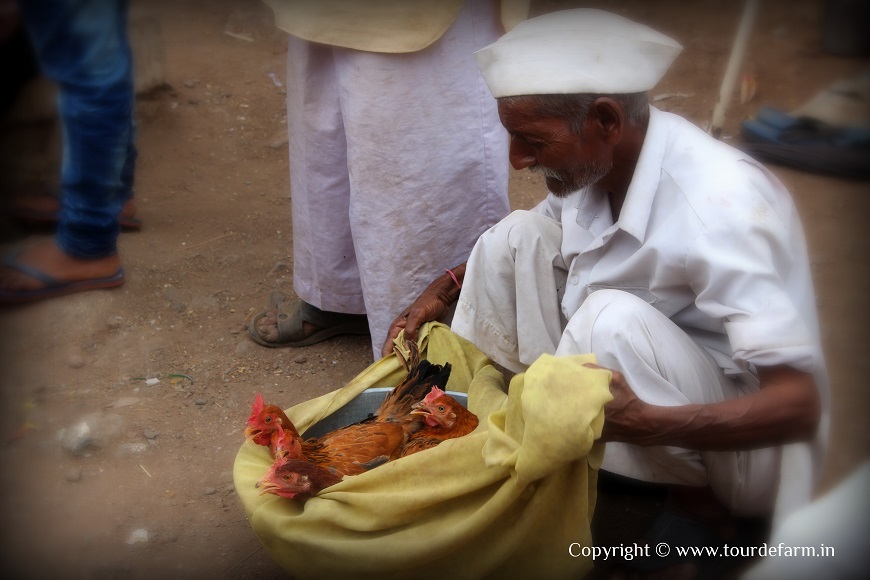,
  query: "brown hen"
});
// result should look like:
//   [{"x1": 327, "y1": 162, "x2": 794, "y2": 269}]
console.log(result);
[
  {"x1": 244, "y1": 393, "x2": 299, "y2": 459},
  {"x1": 245, "y1": 341, "x2": 452, "y2": 476},
  {"x1": 256, "y1": 457, "x2": 343, "y2": 502},
  {"x1": 399, "y1": 386, "x2": 479, "y2": 457}
]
